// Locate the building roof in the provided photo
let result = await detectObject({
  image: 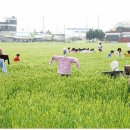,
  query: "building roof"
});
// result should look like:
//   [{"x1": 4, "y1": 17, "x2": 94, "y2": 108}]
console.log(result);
[
  {"x1": 66, "y1": 27, "x2": 88, "y2": 31},
  {"x1": 105, "y1": 32, "x2": 120, "y2": 35},
  {"x1": 115, "y1": 21, "x2": 130, "y2": 28},
  {"x1": 121, "y1": 32, "x2": 130, "y2": 35},
  {"x1": 5, "y1": 16, "x2": 17, "y2": 20},
  {"x1": 15, "y1": 32, "x2": 31, "y2": 37},
  {"x1": 121, "y1": 35, "x2": 130, "y2": 38}
]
